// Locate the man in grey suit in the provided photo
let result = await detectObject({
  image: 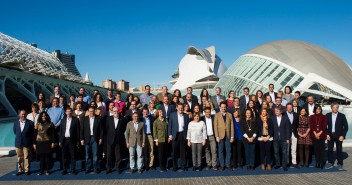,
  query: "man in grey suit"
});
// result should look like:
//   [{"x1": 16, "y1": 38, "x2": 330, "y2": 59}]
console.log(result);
[
  {"x1": 126, "y1": 112, "x2": 145, "y2": 174},
  {"x1": 210, "y1": 87, "x2": 226, "y2": 113},
  {"x1": 239, "y1": 87, "x2": 250, "y2": 112}
]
